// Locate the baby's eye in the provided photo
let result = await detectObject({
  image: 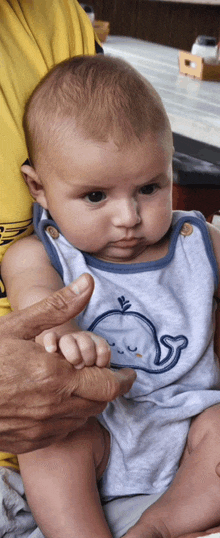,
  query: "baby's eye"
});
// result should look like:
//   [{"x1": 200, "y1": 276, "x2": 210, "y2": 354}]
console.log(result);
[
  {"x1": 85, "y1": 191, "x2": 106, "y2": 203},
  {"x1": 139, "y1": 184, "x2": 158, "y2": 195}
]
